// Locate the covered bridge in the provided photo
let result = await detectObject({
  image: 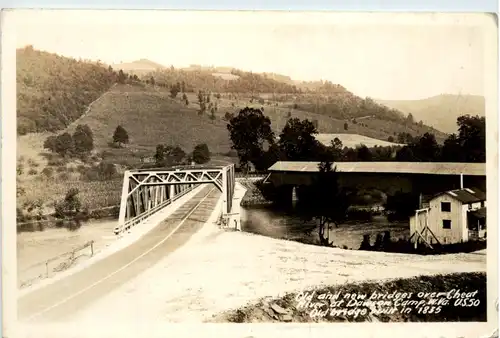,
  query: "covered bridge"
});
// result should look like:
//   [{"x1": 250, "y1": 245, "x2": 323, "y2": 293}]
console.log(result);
[{"x1": 267, "y1": 161, "x2": 486, "y2": 198}]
